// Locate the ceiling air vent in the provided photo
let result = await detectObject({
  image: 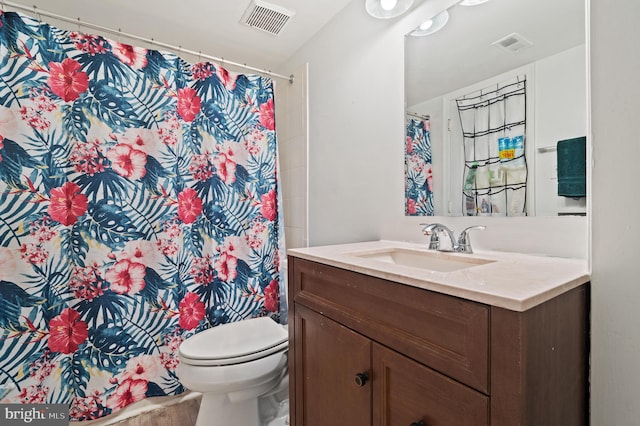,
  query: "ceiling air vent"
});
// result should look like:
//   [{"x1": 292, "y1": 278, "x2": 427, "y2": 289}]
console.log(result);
[
  {"x1": 492, "y1": 32, "x2": 534, "y2": 54},
  {"x1": 241, "y1": 0, "x2": 295, "y2": 36}
]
